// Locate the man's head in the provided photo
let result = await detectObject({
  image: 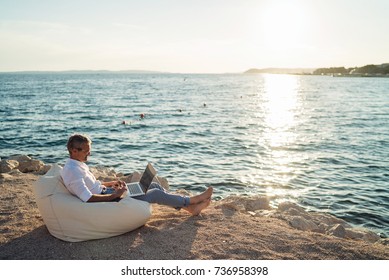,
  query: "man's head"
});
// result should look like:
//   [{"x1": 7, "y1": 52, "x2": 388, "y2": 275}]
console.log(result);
[{"x1": 66, "y1": 134, "x2": 92, "y2": 162}]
